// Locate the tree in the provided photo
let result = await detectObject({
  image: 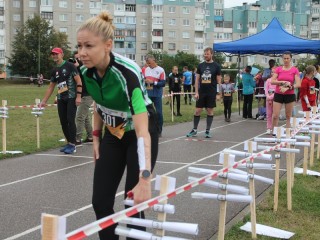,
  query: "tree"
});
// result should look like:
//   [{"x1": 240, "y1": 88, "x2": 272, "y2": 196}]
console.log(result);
[
  {"x1": 8, "y1": 15, "x2": 71, "y2": 78},
  {"x1": 296, "y1": 57, "x2": 317, "y2": 72}
]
